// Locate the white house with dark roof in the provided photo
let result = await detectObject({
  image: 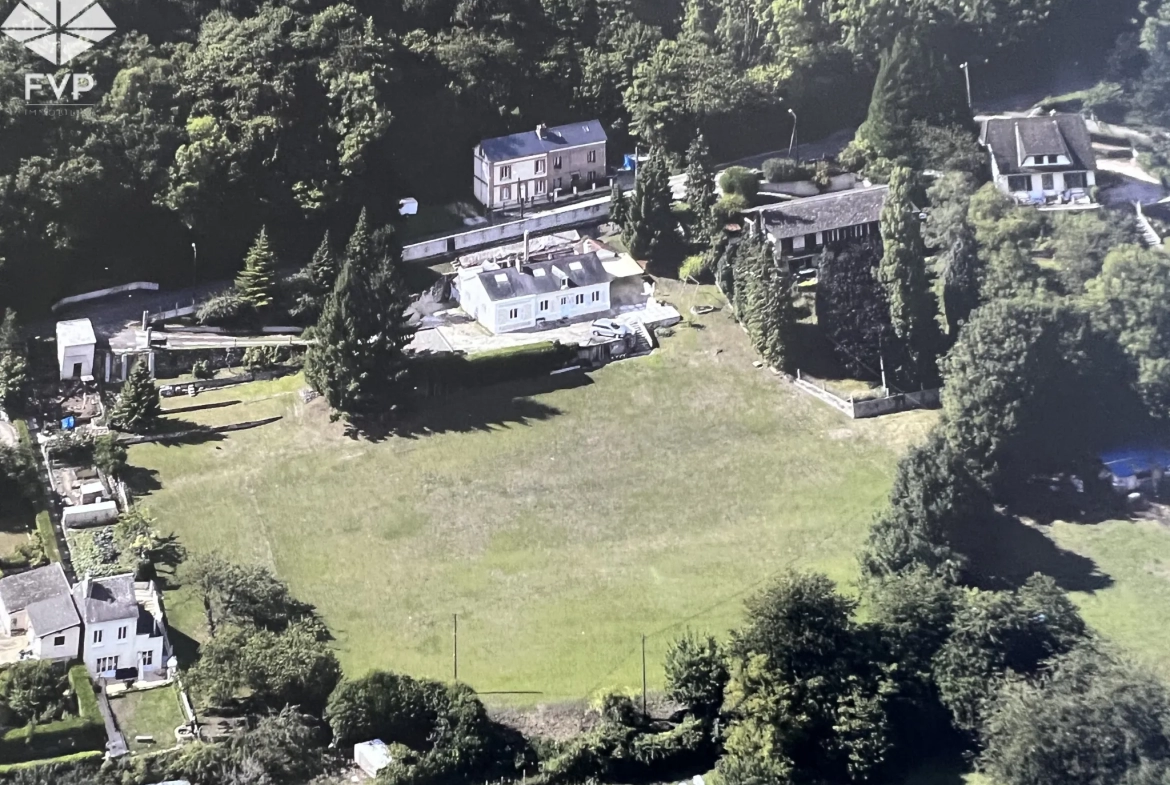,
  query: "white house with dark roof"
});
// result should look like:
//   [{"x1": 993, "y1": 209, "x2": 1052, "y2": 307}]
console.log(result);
[
  {"x1": 980, "y1": 114, "x2": 1097, "y2": 205},
  {"x1": 455, "y1": 251, "x2": 614, "y2": 333},
  {"x1": 745, "y1": 185, "x2": 889, "y2": 266},
  {"x1": 0, "y1": 564, "x2": 81, "y2": 662},
  {"x1": 474, "y1": 121, "x2": 608, "y2": 209},
  {"x1": 73, "y1": 574, "x2": 167, "y2": 678}
]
